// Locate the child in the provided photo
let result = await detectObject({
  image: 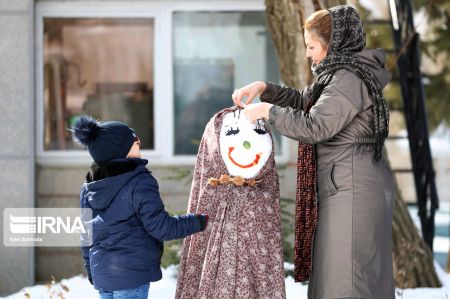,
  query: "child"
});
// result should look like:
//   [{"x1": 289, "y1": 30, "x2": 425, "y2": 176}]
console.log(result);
[{"x1": 71, "y1": 115, "x2": 208, "y2": 299}]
